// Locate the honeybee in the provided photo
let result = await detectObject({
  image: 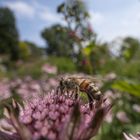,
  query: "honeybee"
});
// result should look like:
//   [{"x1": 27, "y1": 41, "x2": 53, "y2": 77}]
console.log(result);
[{"x1": 56, "y1": 76, "x2": 103, "y2": 109}]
